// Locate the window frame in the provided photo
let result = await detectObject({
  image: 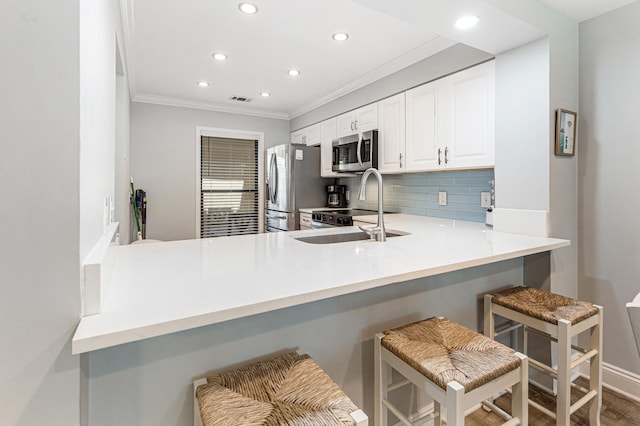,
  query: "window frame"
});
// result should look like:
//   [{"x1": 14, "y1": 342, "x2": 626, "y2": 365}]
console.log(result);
[{"x1": 195, "y1": 126, "x2": 265, "y2": 238}]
